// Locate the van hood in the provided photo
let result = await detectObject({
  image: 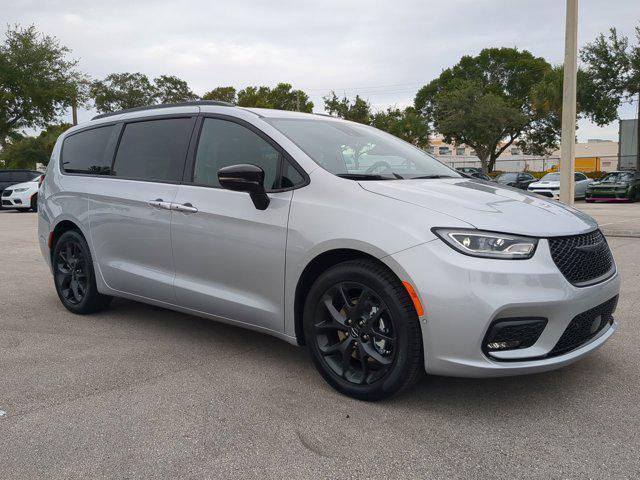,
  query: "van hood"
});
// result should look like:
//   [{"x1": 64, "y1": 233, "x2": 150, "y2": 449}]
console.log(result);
[{"x1": 359, "y1": 178, "x2": 597, "y2": 237}]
